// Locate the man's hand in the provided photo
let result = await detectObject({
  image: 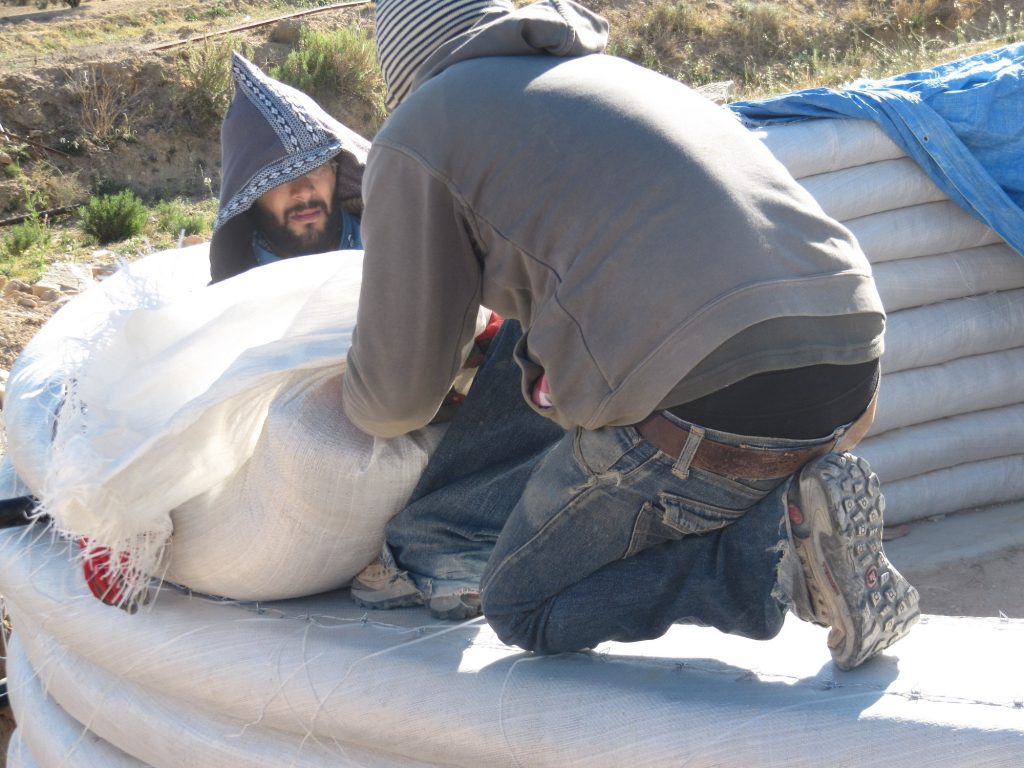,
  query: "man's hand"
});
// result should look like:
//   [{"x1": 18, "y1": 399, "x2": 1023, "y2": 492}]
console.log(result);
[{"x1": 430, "y1": 311, "x2": 505, "y2": 424}]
